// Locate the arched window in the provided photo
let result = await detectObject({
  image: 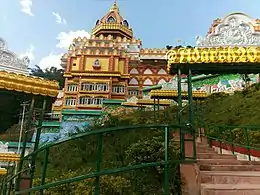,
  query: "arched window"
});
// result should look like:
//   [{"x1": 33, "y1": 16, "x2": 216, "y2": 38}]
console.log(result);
[
  {"x1": 122, "y1": 20, "x2": 129, "y2": 27},
  {"x1": 107, "y1": 16, "x2": 116, "y2": 23},
  {"x1": 96, "y1": 20, "x2": 100, "y2": 25}
]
